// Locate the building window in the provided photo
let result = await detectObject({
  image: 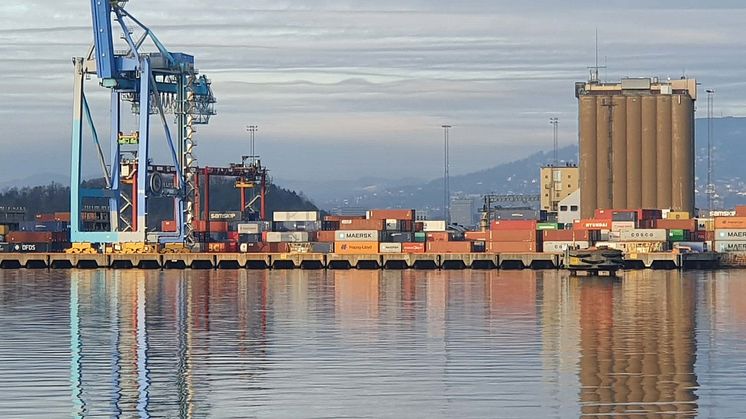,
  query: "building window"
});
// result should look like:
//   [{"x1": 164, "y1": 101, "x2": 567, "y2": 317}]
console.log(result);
[
  {"x1": 570, "y1": 205, "x2": 578, "y2": 211},
  {"x1": 560, "y1": 206, "x2": 568, "y2": 211}
]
